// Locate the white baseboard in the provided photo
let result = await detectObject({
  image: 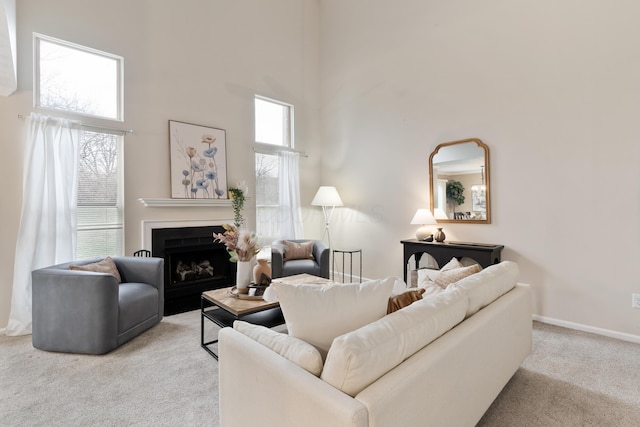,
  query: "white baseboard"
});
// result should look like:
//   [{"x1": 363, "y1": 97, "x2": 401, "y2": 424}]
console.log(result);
[{"x1": 533, "y1": 314, "x2": 640, "y2": 345}]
